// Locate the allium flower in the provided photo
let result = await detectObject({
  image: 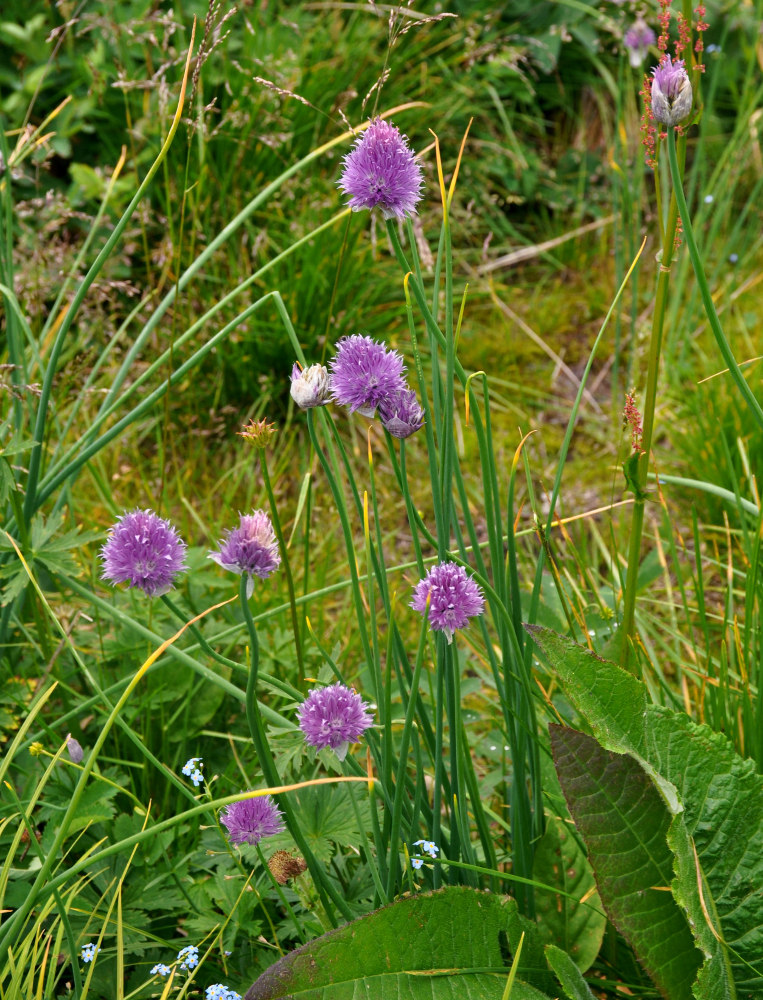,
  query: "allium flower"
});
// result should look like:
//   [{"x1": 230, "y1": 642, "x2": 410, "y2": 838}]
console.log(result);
[
  {"x1": 338, "y1": 118, "x2": 424, "y2": 220},
  {"x1": 297, "y1": 683, "x2": 374, "y2": 761},
  {"x1": 290, "y1": 363, "x2": 331, "y2": 409},
  {"x1": 182, "y1": 757, "x2": 204, "y2": 786},
  {"x1": 81, "y1": 942, "x2": 99, "y2": 963},
  {"x1": 268, "y1": 849, "x2": 308, "y2": 884},
  {"x1": 220, "y1": 795, "x2": 284, "y2": 847},
  {"x1": 100, "y1": 509, "x2": 187, "y2": 597},
  {"x1": 410, "y1": 561, "x2": 485, "y2": 643},
  {"x1": 151, "y1": 964, "x2": 171, "y2": 976},
  {"x1": 651, "y1": 55, "x2": 693, "y2": 125},
  {"x1": 624, "y1": 17, "x2": 656, "y2": 67},
  {"x1": 177, "y1": 944, "x2": 199, "y2": 971},
  {"x1": 329, "y1": 334, "x2": 406, "y2": 417},
  {"x1": 66, "y1": 734, "x2": 84, "y2": 764},
  {"x1": 238, "y1": 417, "x2": 277, "y2": 448},
  {"x1": 379, "y1": 386, "x2": 425, "y2": 439},
  {"x1": 209, "y1": 511, "x2": 281, "y2": 599}
]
